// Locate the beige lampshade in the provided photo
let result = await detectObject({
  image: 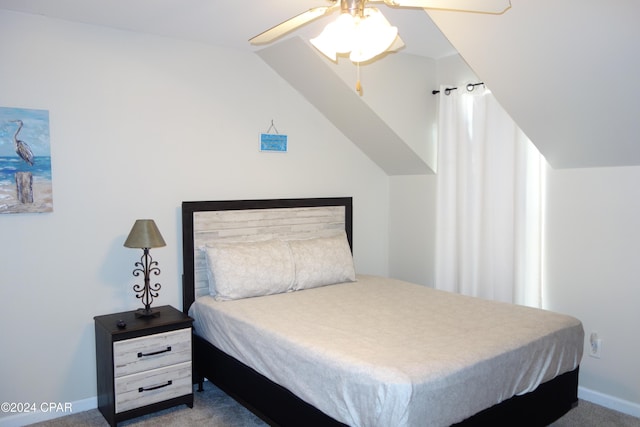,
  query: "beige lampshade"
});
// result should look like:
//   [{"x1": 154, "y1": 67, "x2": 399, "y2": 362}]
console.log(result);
[{"x1": 123, "y1": 219, "x2": 166, "y2": 249}]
